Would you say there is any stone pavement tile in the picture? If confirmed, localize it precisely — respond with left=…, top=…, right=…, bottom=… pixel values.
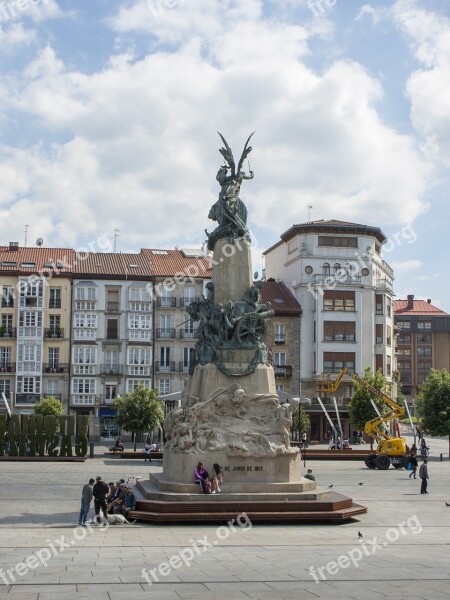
left=109, top=589, right=182, bottom=600
left=38, top=593, right=110, bottom=600
left=0, top=594, right=39, bottom=600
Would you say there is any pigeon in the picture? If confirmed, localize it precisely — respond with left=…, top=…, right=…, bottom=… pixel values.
left=358, top=483, right=364, bottom=485
left=328, top=484, right=333, bottom=488
left=446, top=502, right=450, bottom=507
left=358, top=531, right=363, bottom=539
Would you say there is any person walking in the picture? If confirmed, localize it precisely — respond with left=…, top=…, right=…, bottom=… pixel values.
left=78, top=478, right=95, bottom=525
left=419, top=459, right=429, bottom=494
left=409, top=453, right=418, bottom=479
left=93, top=476, right=110, bottom=524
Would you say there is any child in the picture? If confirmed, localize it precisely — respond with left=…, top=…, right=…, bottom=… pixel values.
left=211, top=463, right=223, bottom=494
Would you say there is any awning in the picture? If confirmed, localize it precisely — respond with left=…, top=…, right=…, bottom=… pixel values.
left=99, top=407, right=117, bottom=417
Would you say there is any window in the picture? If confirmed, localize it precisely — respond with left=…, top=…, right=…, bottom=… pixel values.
left=18, top=343, right=41, bottom=365
left=46, top=381, right=59, bottom=396
left=106, top=319, right=118, bottom=339
left=418, top=333, right=431, bottom=343
left=375, top=324, right=383, bottom=345
left=398, top=334, right=411, bottom=344
left=48, top=348, right=60, bottom=367
left=158, top=379, right=171, bottom=395
left=129, top=315, right=151, bottom=329
left=75, top=286, right=97, bottom=301
left=387, top=297, right=391, bottom=318
left=323, top=291, right=355, bottom=312
left=386, top=326, right=391, bottom=346
left=417, top=321, right=431, bottom=330
left=0, top=347, right=11, bottom=368
left=105, top=385, right=117, bottom=402
left=159, top=347, right=172, bottom=371
left=160, top=287, right=173, bottom=308
left=398, top=362, right=411, bottom=371
left=106, top=289, right=120, bottom=310
left=0, top=380, right=11, bottom=398
left=397, top=320, right=410, bottom=330
left=128, top=348, right=150, bottom=365
left=274, top=324, right=285, bottom=344
left=127, top=379, right=151, bottom=392
left=417, top=360, right=432, bottom=370
left=375, top=354, right=383, bottom=373
left=72, top=378, right=96, bottom=394
left=323, top=352, right=355, bottom=373
left=375, top=295, right=383, bottom=315
left=129, top=287, right=152, bottom=302
left=322, top=263, right=331, bottom=276
left=333, top=263, right=341, bottom=273
left=183, top=318, right=195, bottom=337
left=49, top=315, right=61, bottom=331
left=19, top=312, right=42, bottom=327
left=276, top=384, right=285, bottom=392
left=2, top=314, right=13, bottom=331
left=17, top=377, right=41, bottom=394
left=397, top=348, right=411, bottom=356
left=287, top=238, right=298, bottom=253
left=49, top=288, right=61, bottom=309
left=1, top=286, right=14, bottom=308
left=386, top=355, right=391, bottom=376
left=74, top=313, right=97, bottom=328
left=318, top=236, right=358, bottom=248
left=417, top=347, right=432, bottom=357
left=182, top=347, right=195, bottom=372
left=104, top=350, right=119, bottom=367
left=73, top=347, right=96, bottom=374
left=274, top=352, right=286, bottom=366
left=324, top=321, right=355, bottom=342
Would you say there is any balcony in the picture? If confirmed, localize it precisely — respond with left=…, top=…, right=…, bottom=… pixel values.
left=99, top=395, right=116, bottom=405
left=71, top=394, right=96, bottom=406
left=44, top=364, right=69, bottom=374
left=313, top=274, right=362, bottom=286
left=44, top=328, right=64, bottom=339
left=274, top=365, right=293, bottom=378
left=180, top=297, right=197, bottom=308
left=180, top=329, right=197, bottom=339
left=179, top=362, right=191, bottom=373
left=106, top=330, right=119, bottom=340
left=105, top=301, right=121, bottom=313
left=0, top=328, right=16, bottom=339
left=49, top=299, right=61, bottom=309
left=0, top=363, right=15, bottom=373
left=155, top=361, right=176, bottom=373
left=274, top=335, right=286, bottom=345
left=15, top=393, right=41, bottom=406
left=100, top=364, right=124, bottom=376
left=156, top=328, right=176, bottom=339
left=157, top=297, right=177, bottom=308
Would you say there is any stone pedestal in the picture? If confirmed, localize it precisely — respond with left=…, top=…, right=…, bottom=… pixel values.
left=212, top=237, right=252, bottom=304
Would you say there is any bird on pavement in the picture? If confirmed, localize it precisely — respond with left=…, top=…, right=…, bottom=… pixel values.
left=358, top=482, right=364, bottom=485
left=446, top=502, right=450, bottom=507
left=358, top=531, right=363, bottom=539
left=328, top=484, right=333, bottom=488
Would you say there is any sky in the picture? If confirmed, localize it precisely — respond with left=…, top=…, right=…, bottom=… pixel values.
left=0, top=0, right=449, bottom=310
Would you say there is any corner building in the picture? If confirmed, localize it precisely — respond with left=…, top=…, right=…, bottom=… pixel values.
left=264, top=220, right=395, bottom=441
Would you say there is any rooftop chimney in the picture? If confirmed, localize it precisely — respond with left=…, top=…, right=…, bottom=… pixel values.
left=427, top=299, right=431, bottom=304
left=407, top=294, right=414, bottom=309
left=8, top=242, right=19, bottom=251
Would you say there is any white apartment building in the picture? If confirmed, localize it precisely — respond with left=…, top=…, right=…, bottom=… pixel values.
left=264, top=220, right=395, bottom=405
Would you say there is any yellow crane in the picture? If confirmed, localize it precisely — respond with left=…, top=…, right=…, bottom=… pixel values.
left=317, top=368, right=408, bottom=470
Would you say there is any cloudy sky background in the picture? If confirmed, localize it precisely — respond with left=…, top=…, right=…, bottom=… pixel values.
left=0, top=0, right=449, bottom=309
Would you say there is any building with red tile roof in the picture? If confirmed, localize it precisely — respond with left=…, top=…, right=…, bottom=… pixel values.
left=394, top=295, right=450, bottom=398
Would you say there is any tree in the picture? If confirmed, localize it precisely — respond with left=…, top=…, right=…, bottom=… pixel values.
left=292, top=404, right=310, bottom=440
left=113, top=386, right=164, bottom=451
left=348, top=368, right=388, bottom=445
left=417, top=369, right=450, bottom=457
left=33, top=397, right=64, bottom=417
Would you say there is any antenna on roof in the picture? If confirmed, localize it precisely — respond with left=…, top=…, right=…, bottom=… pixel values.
left=24, top=225, right=29, bottom=247
left=36, top=238, right=44, bottom=247
left=307, top=205, right=313, bottom=222
left=114, top=228, right=120, bottom=253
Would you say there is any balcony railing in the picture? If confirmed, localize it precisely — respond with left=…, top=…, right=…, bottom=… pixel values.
left=274, top=335, right=285, bottom=345
left=100, top=364, right=124, bottom=376
left=0, top=363, right=15, bottom=373
left=44, top=328, right=64, bottom=339
left=156, top=328, right=176, bottom=339
left=44, top=364, right=69, bottom=374
left=49, top=299, right=61, bottom=309
left=179, top=362, right=191, bottom=373
left=0, top=328, right=16, bottom=339
left=179, top=297, right=197, bottom=308
left=313, top=274, right=362, bottom=285
left=274, top=365, right=293, bottom=378
left=157, top=297, right=177, bottom=308
left=155, top=361, right=176, bottom=373
left=180, top=329, right=197, bottom=339
left=105, top=301, right=120, bottom=312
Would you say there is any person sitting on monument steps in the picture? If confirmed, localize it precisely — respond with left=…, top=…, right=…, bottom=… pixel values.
left=211, top=463, right=223, bottom=494
left=194, top=462, right=210, bottom=493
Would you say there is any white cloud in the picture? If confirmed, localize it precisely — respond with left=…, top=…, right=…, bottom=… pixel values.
left=0, top=0, right=431, bottom=251
left=0, top=22, right=36, bottom=54
left=391, top=259, right=422, bottom=273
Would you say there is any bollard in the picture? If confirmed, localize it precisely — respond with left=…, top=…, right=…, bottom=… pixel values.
left=89, top=442, right=95, bottom=459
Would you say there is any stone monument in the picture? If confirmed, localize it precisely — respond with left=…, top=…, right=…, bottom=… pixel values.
left=137, top=134, right=366, bottom=521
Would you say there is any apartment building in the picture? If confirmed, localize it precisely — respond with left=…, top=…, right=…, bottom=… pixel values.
left=261, top=279, right=301, bottom=394
left=0, top=243, right=73, bottom=415
left=70, top=252, right=153, bottom=440
left=394, top=295, right=450, bottom=399
left=143, top=249, right=212, bottom=398
left=264, top=220, right=395, bottom=441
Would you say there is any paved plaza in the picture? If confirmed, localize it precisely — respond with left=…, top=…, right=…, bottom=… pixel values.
left=0, top=436, right=449, bottom=600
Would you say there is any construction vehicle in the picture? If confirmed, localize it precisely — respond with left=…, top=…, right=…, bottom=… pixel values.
left=316, top=368, right=409, bottom=470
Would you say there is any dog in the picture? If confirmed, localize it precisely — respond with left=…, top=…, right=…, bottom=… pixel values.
left=94, top=513, right=136, bottom=526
